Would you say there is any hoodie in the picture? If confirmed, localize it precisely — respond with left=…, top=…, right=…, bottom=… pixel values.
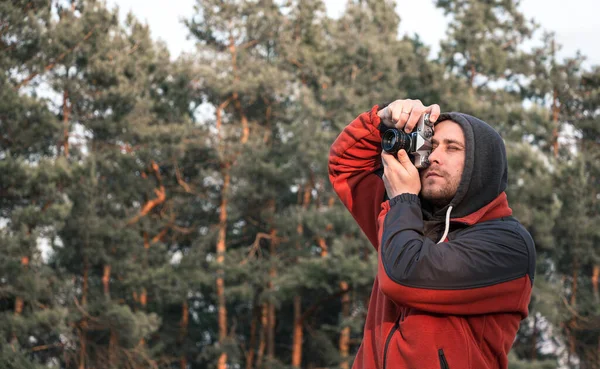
left=328, top=105, right=536, bottom=369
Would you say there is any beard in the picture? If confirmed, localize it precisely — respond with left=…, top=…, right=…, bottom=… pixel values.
left=420, top=169, right=461, bottom=209
left=421, top=185, right=455, bottom=208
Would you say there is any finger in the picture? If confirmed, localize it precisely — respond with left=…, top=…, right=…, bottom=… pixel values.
left=382, top=151, right=405, bottom=176
left=396, top=149, right=412, bottom=166
left=426, top=104, right=441, bottom=123
left=377, top=106, right=391, bottom=125
left=393, top=100, right=412, bottom=130
left=390, top=103, right=405, bottom=128
left=404, top=104, right=425, bottom=133
left=381, top=151, right=400, bottom=169
left=397, top=150, right=418, bottom=173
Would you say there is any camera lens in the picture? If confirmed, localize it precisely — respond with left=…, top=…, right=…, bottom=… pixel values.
left=382, top=129, right=412, bottom=154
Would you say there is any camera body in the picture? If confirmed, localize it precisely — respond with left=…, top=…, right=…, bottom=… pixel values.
left=381, top=113, right=434, bottom=169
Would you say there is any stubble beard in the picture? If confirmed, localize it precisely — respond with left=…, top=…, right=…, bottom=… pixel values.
left=420, top=176, right=460, bottom=209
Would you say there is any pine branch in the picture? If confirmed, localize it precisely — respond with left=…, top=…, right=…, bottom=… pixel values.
left=561, top=295, right=590, bottom=324
left=174, top=161, right=195, bottom=194
left=241, top=232, right=289, bottom=265
left=14, top=27, right=96, bottom=90
left=241, top=232, right=271, bottom=264
left=127, top=161, right=166, bottom=225
left=31, top=343, right=64, bottom=352
left=240, top=39, right=258, bottom=49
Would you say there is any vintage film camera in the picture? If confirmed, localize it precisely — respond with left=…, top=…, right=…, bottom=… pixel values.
left=381, top=113, right=434, bottom=169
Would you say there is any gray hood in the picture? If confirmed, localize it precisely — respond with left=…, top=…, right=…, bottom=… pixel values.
left=420, top=112, right=508, bottom=222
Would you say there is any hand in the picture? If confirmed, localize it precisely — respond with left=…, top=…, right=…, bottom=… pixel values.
left=377, top=99, right=440, bottom=133
left=381, top=150, right=421, bottom=198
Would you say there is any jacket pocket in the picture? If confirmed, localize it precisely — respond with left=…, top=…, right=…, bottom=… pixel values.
left=438, top=348, right=450, bottom=369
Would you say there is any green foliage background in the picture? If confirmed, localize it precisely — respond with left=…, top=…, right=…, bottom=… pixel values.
left=1, top=0, right=599, bottom=368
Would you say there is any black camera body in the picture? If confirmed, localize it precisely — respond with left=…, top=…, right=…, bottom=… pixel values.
left=381, top=113, right=434, bottom=169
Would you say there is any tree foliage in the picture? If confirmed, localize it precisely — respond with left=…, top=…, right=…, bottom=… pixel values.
left=1, top=0, right=599, bottom=368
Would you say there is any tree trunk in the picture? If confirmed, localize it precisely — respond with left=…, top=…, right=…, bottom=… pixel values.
left=216, top=163, right=230, bottom=369
left=246, top=304, right=259, bottom=369
left=292, top=296, right=303, bottom=368
left=267, top=228, right=278, bottom=361
left=291, top=219, right=304, bottom=368
left=233, top=92, right=249, bottom=144
left=317, top=237, right=328, bottom=257
left=180, top=300, right=189, bottom=369
left=216, top=98, right=231, bottom=135
left=256, top=303, right=268, bottom=368
left=108, top=329, right=117, bottom=366
left=291, top=183, right=311, bottom=368
left=102, top=265, right=111, bottom=300
left=14, top=256, right=29, bottom=315
left=79, top=324, right=87, bottom=369
left=267, top=301, right=276, bottom=361
left=339, top=281, right=351, bottom=369
left=592, top=265, right=599, bottom=303
left=228, top=34, right=249, bottom=144
left=141, top=232, right=149, bottom=309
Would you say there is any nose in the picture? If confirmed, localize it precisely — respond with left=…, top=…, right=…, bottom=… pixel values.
left=428, top=146, right=442, bottom=165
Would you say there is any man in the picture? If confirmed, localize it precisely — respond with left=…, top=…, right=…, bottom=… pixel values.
left=328, top=99, right=536, bottom=369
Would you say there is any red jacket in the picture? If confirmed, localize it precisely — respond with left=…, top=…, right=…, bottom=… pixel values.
left=329, top=105, right=536, bottom=369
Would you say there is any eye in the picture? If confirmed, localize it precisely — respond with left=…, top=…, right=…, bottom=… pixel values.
left=447, top=146, right=460, bottom=151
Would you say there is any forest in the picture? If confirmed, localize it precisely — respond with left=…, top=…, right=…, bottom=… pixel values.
left=1, top=0, right=599, bottom=368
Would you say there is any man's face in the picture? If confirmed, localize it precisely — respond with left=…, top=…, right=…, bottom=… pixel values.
left=419, top=120, right=465, bottom=208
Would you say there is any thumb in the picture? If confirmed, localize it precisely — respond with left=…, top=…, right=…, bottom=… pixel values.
left=397, top=150, right=418, bottom=173
left=381, top=151, right=399, bottom=168
left=396, top=149, right=412, bottom=166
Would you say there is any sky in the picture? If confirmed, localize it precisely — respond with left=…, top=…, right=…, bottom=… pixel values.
left=104, top=0, right=600, bottom=68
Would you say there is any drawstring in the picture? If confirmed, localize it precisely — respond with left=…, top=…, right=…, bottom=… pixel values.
left=437, top=206, right=453, bottom=244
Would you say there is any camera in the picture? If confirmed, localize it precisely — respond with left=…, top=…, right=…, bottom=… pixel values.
left=381, top=113, right=434, bottom=169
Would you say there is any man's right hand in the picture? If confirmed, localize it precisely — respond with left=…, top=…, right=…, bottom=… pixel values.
left=377, top=99, right=441, bottom=133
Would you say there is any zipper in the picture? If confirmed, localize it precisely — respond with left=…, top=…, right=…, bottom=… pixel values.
left=382, top=320, right=399, bottom=369
left=438, top=348, right=450, bottom=369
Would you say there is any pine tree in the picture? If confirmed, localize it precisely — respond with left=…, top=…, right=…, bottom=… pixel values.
left=0, top=1, right=71, bottom=367
left=27, top=1, right=194, bottom=367
left=436, top=0, right=536, bottom=90
left=548, top=64, right=600, bottom=369
left=4, top=0, right=600, bottom=367
left=186, top=1, right=300, bottom=367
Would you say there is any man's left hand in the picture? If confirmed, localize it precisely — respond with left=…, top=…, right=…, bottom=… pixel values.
left=381, top=150, right=421, bottom=198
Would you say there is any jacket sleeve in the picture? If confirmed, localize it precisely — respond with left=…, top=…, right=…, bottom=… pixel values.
left=377, top=194, right=535, bottom=317
left=329, top=105, right=388, bottom=249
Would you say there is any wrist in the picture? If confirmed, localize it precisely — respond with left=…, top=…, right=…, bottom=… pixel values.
left=389, top=193, right=421, bottom=208
left=389, top=188, right=419, bottom=199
